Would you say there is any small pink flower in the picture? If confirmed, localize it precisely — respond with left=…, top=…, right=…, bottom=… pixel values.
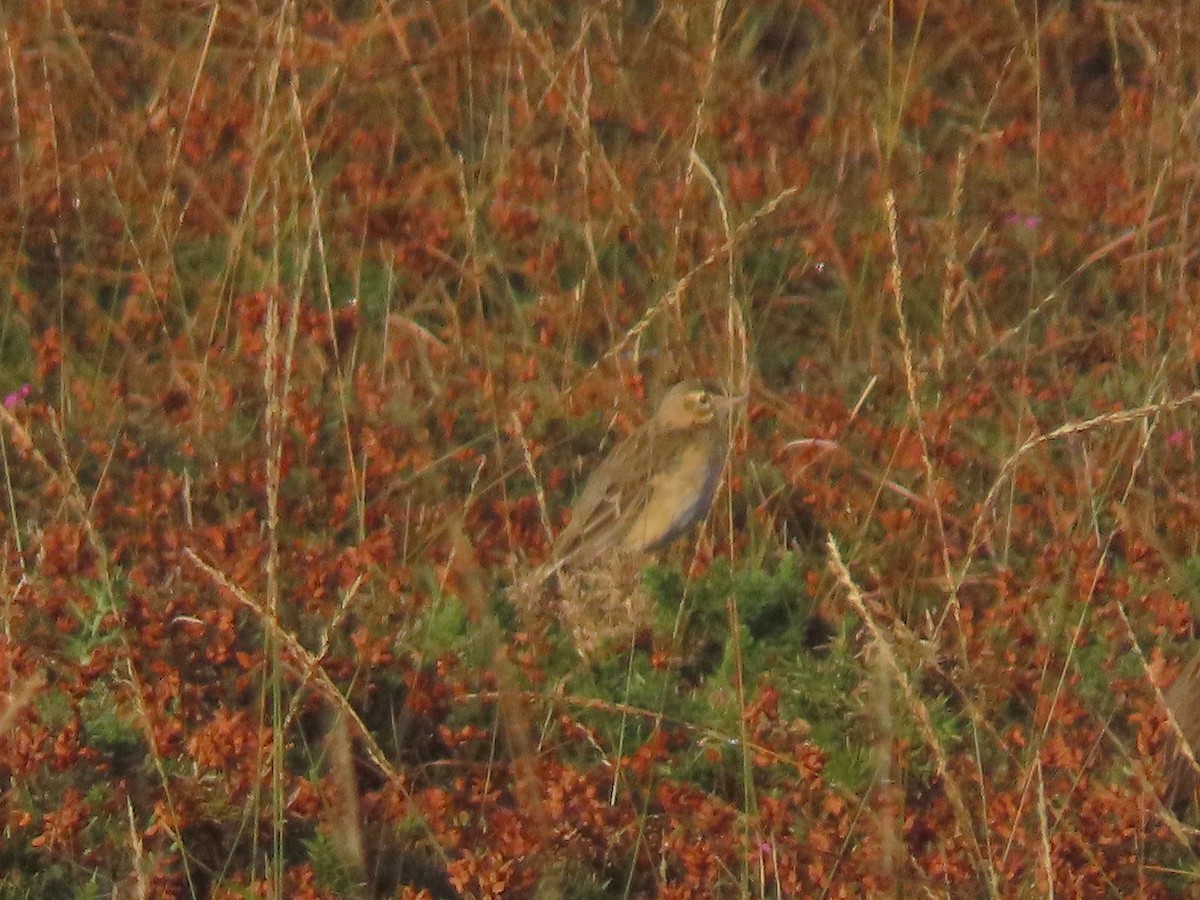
left=1004, top=213, right=1041, bottom=229
left=1168, top=429, right=1187, bottom=449
left=3, top=384, right=30, bottom=410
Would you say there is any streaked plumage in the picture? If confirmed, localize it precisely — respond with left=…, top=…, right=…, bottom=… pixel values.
left=542, top=381, right=740, bottom=578
left=1163, top=650, right=1200, bottom=810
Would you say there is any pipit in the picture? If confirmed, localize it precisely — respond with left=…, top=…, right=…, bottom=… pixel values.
left=1163, top=650, right=1200, bottom=810
left=540, top=380, right=742, bottom=581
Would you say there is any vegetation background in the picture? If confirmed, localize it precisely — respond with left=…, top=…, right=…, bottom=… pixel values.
left=3, top=0, right=1200, bottom=897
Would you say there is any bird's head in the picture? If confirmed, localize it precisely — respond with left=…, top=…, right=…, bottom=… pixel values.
left=652, top=380, right=743, bottom=431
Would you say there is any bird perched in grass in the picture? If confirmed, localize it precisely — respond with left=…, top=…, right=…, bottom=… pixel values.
left=538, top=380, right=742, bottom=581
left=1163, top=650, right=1200, bottom=810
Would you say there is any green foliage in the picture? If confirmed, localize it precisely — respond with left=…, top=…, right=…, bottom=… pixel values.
left=305, top=833, right=366, bottom=899
left=63, top=579, right=127, bottom=662
left=538, top=558, right=874, bottom=793
left=531, top=861, right=615, bottom=900
left=419, top=593, right=470, bottom=655
left=646, top=555, right=816, bottom=661
left=1073, top=630, right=1144, bottom=718
left=1180, top=555, right=1200, bottom=606
left=0, top=862, right=91, bottom=900
left=79, top=685, right=144, bottom=771
left=0, top=299, right=34, bottom=386
left=572, top=644, right=678, bottom=750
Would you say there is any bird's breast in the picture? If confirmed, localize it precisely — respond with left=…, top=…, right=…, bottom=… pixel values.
left=621, top=435, right=722, bottom=553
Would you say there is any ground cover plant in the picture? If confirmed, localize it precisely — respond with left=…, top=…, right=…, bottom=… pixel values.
left=3, top=1, right=1200, bottom=897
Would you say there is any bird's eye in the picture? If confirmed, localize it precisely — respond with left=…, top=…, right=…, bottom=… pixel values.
left=696, top=393, right=710, bottom=407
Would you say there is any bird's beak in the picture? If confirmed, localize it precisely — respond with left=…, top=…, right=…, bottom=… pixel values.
left=712, top=391, right=748, bottom=412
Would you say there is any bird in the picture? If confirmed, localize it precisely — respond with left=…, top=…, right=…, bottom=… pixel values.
left=538, top=380, right=742, bottom=581
left=1162, top=649, right=1200, bottom=810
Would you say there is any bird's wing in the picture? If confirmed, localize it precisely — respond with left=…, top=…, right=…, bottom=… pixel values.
left=549, top=427, right=655, bottom=568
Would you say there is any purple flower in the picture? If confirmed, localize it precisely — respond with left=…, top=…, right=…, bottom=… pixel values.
left=1004, top=213, right=1042, bottom=229
left=3, top=384, right=30, bottom=410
